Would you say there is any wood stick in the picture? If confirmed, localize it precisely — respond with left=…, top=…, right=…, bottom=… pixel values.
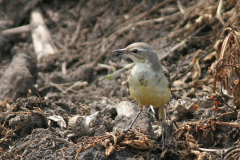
left=1, top=24, right=31, bottom=36
left=30, top=8, right=58, bottom=62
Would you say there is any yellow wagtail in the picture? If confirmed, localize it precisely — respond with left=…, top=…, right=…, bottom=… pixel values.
left=113, top=42, right=171, bottom=149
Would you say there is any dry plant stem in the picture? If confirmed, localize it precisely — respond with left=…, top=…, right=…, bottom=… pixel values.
left=48, top=82, right=67, bottom=93
left=30, top=8, right=58, bottom=62
left=1, top=24, right=31, bottom=36
left=91, top=11, right=181, bottom=68
left=74, top=148, right=81, bottom=160
left=67, top=0, right=92, bottom=48
left=78, top=39, right=102, bottom=46
left=68, top=1, right=109, bottom=47
left=219, top=28, right=240, bottom=59
left=218, top=96, right=237, bottom=113
left=80, top=10, right=181, bottom=48
left=181, top=72, right=192, bottom=82
left=102, top=2, right=142, bottom=36
left=71, top=55, right=90, bottom=69
left=67, top=17, right=81, bottom=47
left=83, top=0, right=177, bottom=67
left=225, top=148, right=240, bottom=160
left=220, top=64, right=240, bottom=71
left=114, top=0, right=174, bottom=32
left=64, top=81, right=88, bottom=93
left=111, top=11, right=180, bottom=40
left=133, top=11, right=181, bottom=26
left=39, top=82, right=82, bottom=95
left=94, top=147, right=100, bottom=159
left=109, top=80, right=122, bottom=97
left=216, top=0, right=225, bottom=26
left=177, top=0, right=185, bottom=16
left=189, top=50, right=202, bottom=68
left=0, top=20, right=13, bottom=26
left=98, top=63, right=134, bottom=81
left=213, top=28, right=240, bottom=107
left=199, top=146, right=238, bottom=156
left=74, top=2, right=181, bottom=68
left=95, top=11, right=181, bottom=65
left=61, top=86, right=82, bottom=94
left=96, top=63, right=116, bottom=72
left=215, top=121, right=240, bottom=128
left=62, top=61, right=67, bottom=75
left=169, top=115, right=181, bottom=129
left=225, top=1, right=240, bottom=27
left=159, top=23, right=208, bottom=60
left=172, top=0, right=206, bottom=31
left=92, top=39, right=116, bottom=66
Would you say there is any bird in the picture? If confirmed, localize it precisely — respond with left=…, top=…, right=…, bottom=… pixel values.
left=112, top=42, right=171, bottom=149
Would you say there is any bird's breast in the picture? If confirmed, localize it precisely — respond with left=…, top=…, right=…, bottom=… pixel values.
left=128, top=64, right=171, bottom=106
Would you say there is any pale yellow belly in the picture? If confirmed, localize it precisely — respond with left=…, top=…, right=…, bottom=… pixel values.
left=128, top=80, right=171, bottom=107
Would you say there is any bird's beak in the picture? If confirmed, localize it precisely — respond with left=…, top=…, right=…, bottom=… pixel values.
left=112, top=48, right=126, bottom=53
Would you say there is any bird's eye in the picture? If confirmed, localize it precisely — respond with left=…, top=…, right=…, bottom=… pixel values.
left=133, top=49, right=138, bottom=53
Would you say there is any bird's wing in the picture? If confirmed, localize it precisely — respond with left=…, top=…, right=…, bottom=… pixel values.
left=126, top=81, right=129, bottom=89
left=161, top=65, right=172, bottom=89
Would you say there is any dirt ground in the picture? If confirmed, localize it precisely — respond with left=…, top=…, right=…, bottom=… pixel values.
left=0, top=0, right=240, bottom=159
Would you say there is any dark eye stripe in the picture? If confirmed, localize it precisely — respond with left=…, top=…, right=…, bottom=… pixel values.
left=133, top=49, right=138, bottom=53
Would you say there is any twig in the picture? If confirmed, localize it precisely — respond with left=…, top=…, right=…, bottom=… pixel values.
left=92, top=38, right=116, bottom=66
left=2, top=24, right=32, bottom=36
left=109, top=80, right=122, bottom=97
left=96, top=63, right=116, bottom=73
left=64, top=81, right=88, bottom=93
left=214, top=121, right=240, bottom=128
left=39, top=81, right=87, bottom=94
left=62, top=61, right=67, bottom=75
left=67, top=1, right=109, bottom=48
left=218, top=95, right=238, bottom=113
left=199, top=146, right=238, bottom=156
left=67, top=17, right=82, bottom=47
left=114, top=0, right=174, bottom=32
left=98, top=63, right=134, bottom=81
left=92, top=11, right=181, bottom=67
left=30, top=8, right=58, bottom=62
left=216, top=0, right=225, bottom=26
left=177, top=0, right=185, bottom=16
left=75, top=2, right=181, bottom=68
left=159, top=23, right=208, bottom=60
left=91, top=10, right=181, bottom=67
left=132, top=11, right=181, bottom=26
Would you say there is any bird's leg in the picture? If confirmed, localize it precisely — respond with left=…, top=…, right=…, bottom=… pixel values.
left=160, top=118, right=165, bottom=150
left=152, top=106, right=165, bottom=150
left=125, top=104, right=143, bottom=132
left=158, top=107, right=166, bottom=151
left=126, top=110, right=142, bottom=132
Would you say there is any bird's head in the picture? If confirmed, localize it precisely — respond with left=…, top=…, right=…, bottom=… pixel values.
left=112, top=42, right=159, bottom=64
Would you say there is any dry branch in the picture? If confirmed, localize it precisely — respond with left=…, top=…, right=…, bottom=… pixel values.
left=30, top=8, right=58, bottom=63
left=213, top=28, right=240, bottom=108
left=1, top=24, right=31, bottom=36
